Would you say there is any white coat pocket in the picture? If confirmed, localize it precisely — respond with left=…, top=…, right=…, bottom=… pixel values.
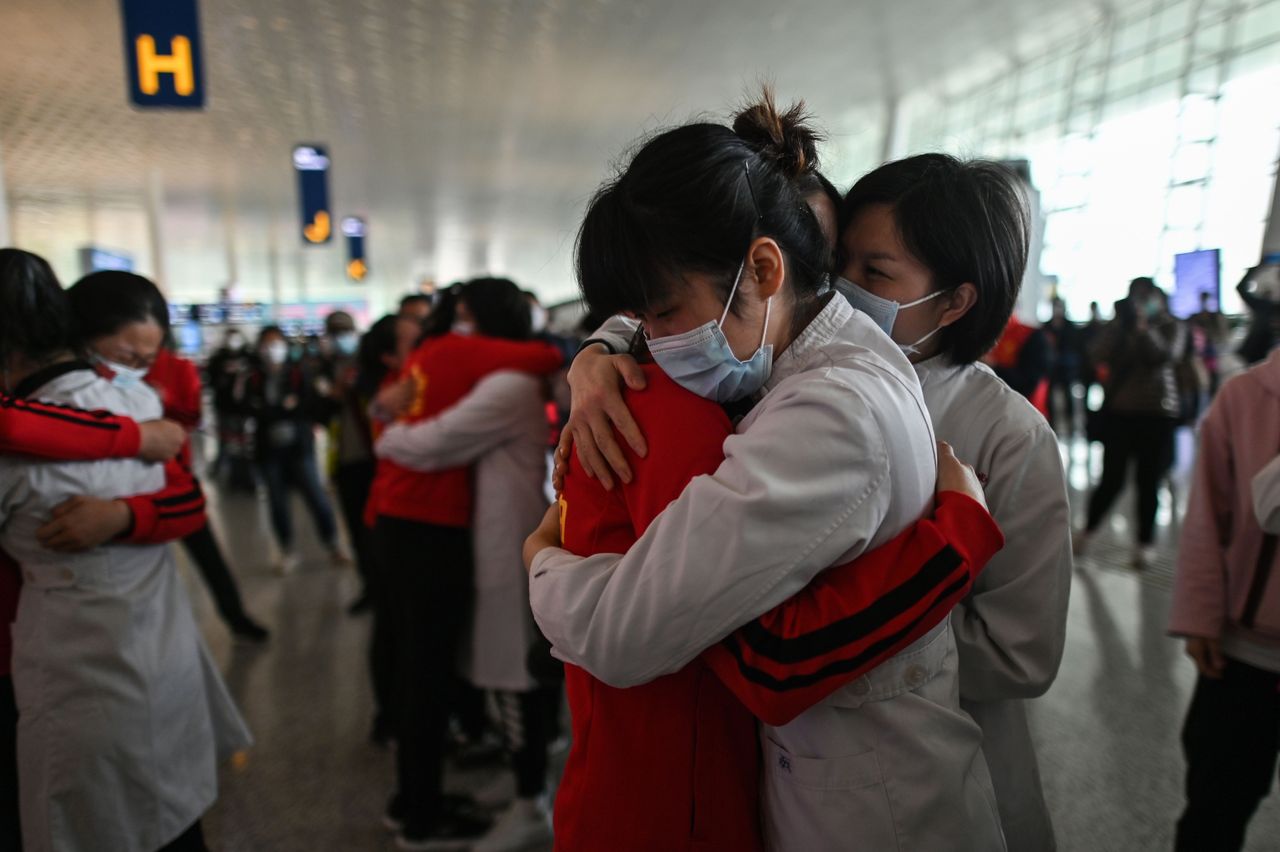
left=761, top=736, right=898, bottom=852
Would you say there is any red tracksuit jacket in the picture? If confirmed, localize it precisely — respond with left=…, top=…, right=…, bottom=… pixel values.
left=370, top=333, right=561, bottom=528
left=554, top=365, right=1002, bottom=852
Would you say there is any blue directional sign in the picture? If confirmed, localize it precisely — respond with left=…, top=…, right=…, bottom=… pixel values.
left=343, top=217, right=368, bottom=281
left=120, top=0, right=205, bottom=108
left=294, top=145, right=333, bottom=245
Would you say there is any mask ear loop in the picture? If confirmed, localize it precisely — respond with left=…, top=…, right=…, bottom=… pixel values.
left=898, top=288, right=950, bottom=310
left=718, top=257, right=749, bottom=327
left=721, top=158, right=770, bottom=337
left=759, top=296, right=773, bottom=348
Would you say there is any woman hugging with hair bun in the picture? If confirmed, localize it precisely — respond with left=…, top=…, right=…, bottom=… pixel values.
left=525, top=89, right=1008, bottom=851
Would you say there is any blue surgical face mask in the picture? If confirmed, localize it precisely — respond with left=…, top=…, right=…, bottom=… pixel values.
left=647, top=258, right=773, bottom=403
left=335, top=332, right=359, bottom=355
left=833, top=276, right=948, bottom=357
left=94, top=355, right=149, bottom=388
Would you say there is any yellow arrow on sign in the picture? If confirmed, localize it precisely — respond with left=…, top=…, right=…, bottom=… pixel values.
left=304, top=210, right=331, bottom=243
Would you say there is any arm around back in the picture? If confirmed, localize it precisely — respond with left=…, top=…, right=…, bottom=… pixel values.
left=705, top=490, right=1003, bottom=725
left=0, top=393, right=141, bottom=459
left=530, top=373, right=895, bottom=688
left=376, top=372, right=542, bottom=472
left=951, top=421, right=1071, bottom=702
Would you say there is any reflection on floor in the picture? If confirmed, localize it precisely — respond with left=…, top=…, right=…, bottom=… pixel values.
left=184, top=431, right=1279, bottom=852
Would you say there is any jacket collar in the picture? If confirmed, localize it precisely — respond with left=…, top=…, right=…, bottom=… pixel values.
left=763, top=292, right=847, bottom=393
left=13, top=359, right=95, bottom=399
left=913, top=353, right=966, bottom=389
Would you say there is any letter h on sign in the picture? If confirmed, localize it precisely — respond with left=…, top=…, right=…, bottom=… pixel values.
left=120, top=0, right=205, bottom=108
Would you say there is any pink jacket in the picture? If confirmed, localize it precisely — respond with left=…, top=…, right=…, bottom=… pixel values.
left=1171, top=349, right=1280, bottom=642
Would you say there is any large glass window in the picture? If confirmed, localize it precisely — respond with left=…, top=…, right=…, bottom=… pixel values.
left=898, top=0, right=1280, bottom=318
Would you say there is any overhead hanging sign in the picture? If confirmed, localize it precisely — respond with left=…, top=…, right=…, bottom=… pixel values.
left=293, top=145, right=332, bottom=245
left=120, top=0, right=206, bottom=108
left=78, top=246, right=135, bottom=275
left=343, top=217, right=367, bottom=281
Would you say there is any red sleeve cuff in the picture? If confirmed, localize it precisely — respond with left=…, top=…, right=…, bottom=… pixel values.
left=113, top=417, right=142, bottom=458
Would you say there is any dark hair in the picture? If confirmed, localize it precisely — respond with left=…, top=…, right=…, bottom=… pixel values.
left=797, top=169, right=841, bottom=269
left=399, top=293, right=431, bottom=313
left=840, top=153, right=1030, bottom=364
left=799, top=170, right=841, bottom=214
left=575, top=89, right=830, bottom=323
left=420, top=284, right=461, bottom=338
left=1129, top=276, right=1155, bottom=299
left=461, top=277, right=533, bottom=340
left=356, top=314, right=399, bottom=395
left=67, top=271, right=170, bottom=346
left=421, top=278, right=532, bottom=341
left=325, top=310, right=355, bottom=335
left=257, top=325, right=286, bottom=346
left=0, top=248, right=72, bottom=367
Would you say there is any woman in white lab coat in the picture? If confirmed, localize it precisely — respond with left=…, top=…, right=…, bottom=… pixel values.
left=832, top=154, right=1073, bottom=851
left=524, top=94, right=1005, bottom=851
left=0, top=250, right=250, bottom=852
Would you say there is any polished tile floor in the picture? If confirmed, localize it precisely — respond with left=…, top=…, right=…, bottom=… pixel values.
left=182, top=432, right=1280, bottom=851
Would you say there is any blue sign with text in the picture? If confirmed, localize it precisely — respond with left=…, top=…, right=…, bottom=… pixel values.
left=294, top=145, right=333, bottom=245
left=120, top=0, right=205, bottom=108
left=343, top=217, right=367, bottom=281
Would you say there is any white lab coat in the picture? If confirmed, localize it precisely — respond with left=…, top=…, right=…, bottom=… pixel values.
left=917, top=355, right=1072, bottom=852
left=0, top=367, right=251, bottom=852
left=377, top=372, right=549, bottom=692
left=530, top=296, right=1005, bottom=851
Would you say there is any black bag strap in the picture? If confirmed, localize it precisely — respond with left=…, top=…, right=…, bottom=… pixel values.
left=1242, top=534, right=1278, bottom=629
left=1242, top=435, right=1280, bottom=629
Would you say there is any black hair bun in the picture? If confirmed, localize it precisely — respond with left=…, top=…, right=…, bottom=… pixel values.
left=732, top=87, right=824, bottom=180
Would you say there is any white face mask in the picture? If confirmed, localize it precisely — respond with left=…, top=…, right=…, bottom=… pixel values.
left=452, top=321, right=476, bottom=337
left=834, top=276, right=949, bottom=357
left=264, top=341, right=289, bottom=365
left=530, top=305, right=549, bottom=334
left=94, top=355, right=149, bottom=388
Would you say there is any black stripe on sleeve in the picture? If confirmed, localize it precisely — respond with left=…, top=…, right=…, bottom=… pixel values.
left=0, top=396, right=123, bottom=432
left=723, top=573, right=971, bottom=693
left=156, top=506, right=205, bottom=521
left=735, top=546, right=963, bottom=665
left=152, top=486, right=204, bottom=507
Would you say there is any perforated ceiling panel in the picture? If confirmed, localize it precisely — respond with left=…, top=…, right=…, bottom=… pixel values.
left=0, top=0, right=1098, bottom=308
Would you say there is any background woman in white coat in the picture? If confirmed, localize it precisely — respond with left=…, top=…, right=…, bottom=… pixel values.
left=833, top=154, right=1073, bottom=851
left=376, top=277, right=557, bottom=852
left=526, top=92, right=1005, bottom=851
left=0, top=248, right=251, bottom=852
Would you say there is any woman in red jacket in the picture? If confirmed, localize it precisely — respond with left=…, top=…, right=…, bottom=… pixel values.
left=532, top=359, right=998, bottom=851
left=66, top=271, right=270, bottom=642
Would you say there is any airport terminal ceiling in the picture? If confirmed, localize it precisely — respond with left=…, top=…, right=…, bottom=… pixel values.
left=0, top=0, right=1206, bottom=308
